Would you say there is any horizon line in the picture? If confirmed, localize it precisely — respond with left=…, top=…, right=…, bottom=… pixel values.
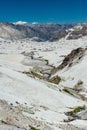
left=0, top=20, right=87, bottom=25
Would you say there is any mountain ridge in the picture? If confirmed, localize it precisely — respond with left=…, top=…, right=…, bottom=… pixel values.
left=0, top=21, right=74, bottom=41
left=1, top=21, right=87, bottom=42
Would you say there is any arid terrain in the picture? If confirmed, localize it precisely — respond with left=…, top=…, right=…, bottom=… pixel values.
left=0, top=22, right=87, bottom=130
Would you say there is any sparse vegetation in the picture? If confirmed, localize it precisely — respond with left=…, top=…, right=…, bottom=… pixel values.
left=77, top=80, right=83, bottom=86
left=66, top=105, right=86, bottom=117
left=40, top=105, right=48, bottom=110
left=30, top=126, right=39, bottom=130
left=63, top=88, right=71, bottom=94
left=48, top=76, right=61, bottom=84
left=63, top=88, right=74, bottom=96
left=1, top=120, right=8, bottom=124
left=23, top=71, right=44, bottom=79
left=21, top=107, right=35, bottom=115
left=44, top=59, right=49, bottom=65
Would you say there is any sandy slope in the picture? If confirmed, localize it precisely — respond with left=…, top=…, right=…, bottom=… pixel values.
left=0, top=37, right=87, bottom=129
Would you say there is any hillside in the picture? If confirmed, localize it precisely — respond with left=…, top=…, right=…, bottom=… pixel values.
left=0, top=22, right=87, bottom=129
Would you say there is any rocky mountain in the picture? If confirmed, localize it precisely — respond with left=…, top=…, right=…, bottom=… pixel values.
left=0, top=22, right=25, bottom=40
left=1, top=22, right=87, bottom=42
left=67, top=24, right=87, bottom=40
left=0, top=22, right=73, bottom=41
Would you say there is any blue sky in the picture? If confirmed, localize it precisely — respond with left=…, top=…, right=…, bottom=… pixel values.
left=0, top=0, right=87, bottom=23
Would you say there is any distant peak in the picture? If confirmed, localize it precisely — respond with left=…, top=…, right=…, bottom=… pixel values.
left=32, top=22, right=39, bottom=25
left=13, top=21, right=28, bottom=25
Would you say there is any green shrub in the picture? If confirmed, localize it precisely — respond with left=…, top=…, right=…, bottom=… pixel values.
left=67, top=105, right=86, bottom=116
left=30, top=126, right=39, bottom=130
